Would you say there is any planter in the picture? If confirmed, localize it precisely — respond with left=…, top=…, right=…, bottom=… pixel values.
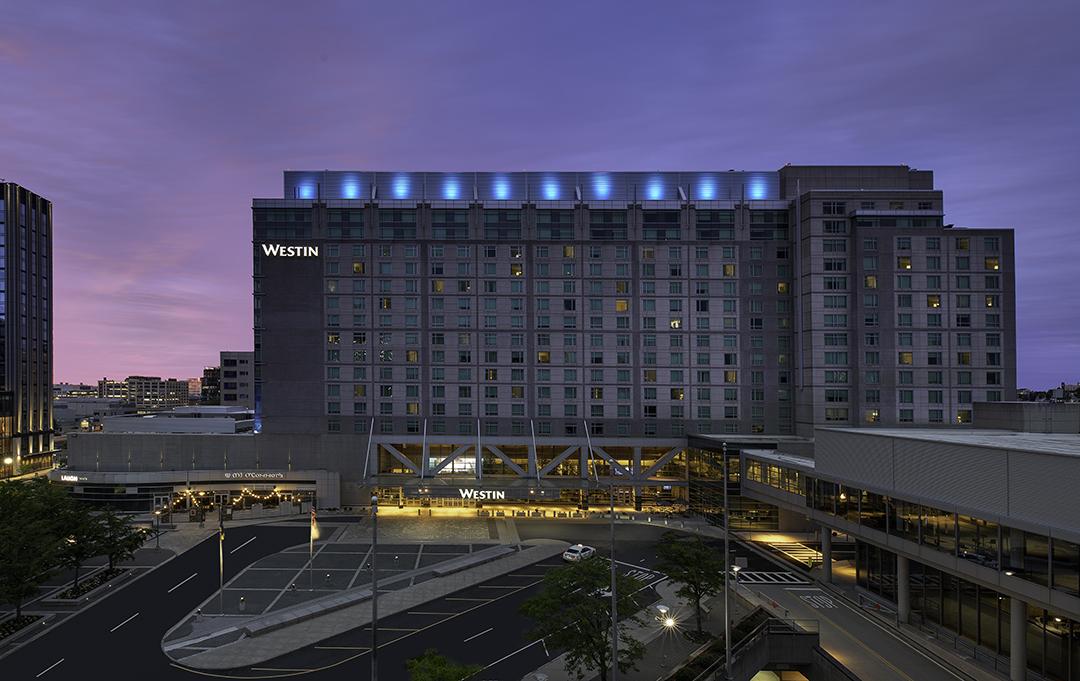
left=0, top=614, right=46, bottom=641
left=43, top=568, right=132, bottom=605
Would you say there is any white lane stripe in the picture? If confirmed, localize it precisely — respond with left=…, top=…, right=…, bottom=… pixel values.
left=36, top=659, right=64, bottom=677
left=463, top=627, right=493, bottom=643
left=110, top=612, right=139, bottom=632
left=229, top=536, right=256, bottom=554
left=167, top=573, right=198, bottom=593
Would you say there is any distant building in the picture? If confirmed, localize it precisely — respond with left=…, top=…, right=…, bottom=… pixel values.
left=52, top=397, right=129, bottom=433
left=54, top=382, right=97, bottom=398
left=201, top=366, right=221, bottom=404
left=96, top=375, right=190, bottom=412
left=0, top=182, right=55, bottom=477
left=187, top=377, right=202, bottom=399
left=219, top=351, right=255, bottom=410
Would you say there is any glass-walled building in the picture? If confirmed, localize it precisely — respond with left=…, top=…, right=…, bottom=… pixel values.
left=741, top=426, right=1080, bottom=681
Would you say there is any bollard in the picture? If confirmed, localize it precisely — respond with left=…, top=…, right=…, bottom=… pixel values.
left=239, top=596, right=246, bottom=613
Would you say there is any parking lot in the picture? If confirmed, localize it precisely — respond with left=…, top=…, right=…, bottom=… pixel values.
left=214, top=549, right=666, bottom=680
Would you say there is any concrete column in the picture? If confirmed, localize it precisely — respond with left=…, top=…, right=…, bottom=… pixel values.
left=820, top=525, right=832, bottom=583
left=1010, top=597, right=1027, bottom=681
left=896, top=555, right=910, bottom=624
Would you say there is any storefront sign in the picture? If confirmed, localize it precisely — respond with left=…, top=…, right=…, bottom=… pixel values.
left=60, top=474, right=87, bottom=482
left=224, top=472, right=287, bottom=480
left=260, top=244, right=319, bottom=257
left=458, top=488, right=506, bottom=501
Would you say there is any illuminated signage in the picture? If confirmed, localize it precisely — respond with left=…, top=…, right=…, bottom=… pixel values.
left=458, top=488, right=506, bottom=501
left=60, top=474, right=87, bottom=482
left=260, top=244, right=319, bottom=257
left=223, top=472, right=287, bottom=480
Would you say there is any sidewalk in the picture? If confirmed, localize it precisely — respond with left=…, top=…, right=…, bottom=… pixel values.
left=522, top=578, right=755, bottom=681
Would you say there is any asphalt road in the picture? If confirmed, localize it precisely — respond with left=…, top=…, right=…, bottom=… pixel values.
left=1, top=524, right=309, bottom=681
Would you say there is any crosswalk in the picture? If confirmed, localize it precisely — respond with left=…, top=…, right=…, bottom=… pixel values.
left=769, top=542, right=822, bottom=568
left=733, top=571, right=808, bottom=585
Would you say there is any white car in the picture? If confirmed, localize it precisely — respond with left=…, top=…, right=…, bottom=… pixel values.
left=563, top=544, right=597, bottom=562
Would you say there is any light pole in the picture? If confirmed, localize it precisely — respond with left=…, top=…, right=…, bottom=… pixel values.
left=2, top=456, right=13, bottom=478
left=609, top=482, right=618, bottom=681
left=722, top=441, right=732, bottom=680
left=370, top=494, right=379, bottom=681
left=153, top=509, right=161, bottom=550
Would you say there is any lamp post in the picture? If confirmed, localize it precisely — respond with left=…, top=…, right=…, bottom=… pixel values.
left=2, top=456, right=12, bottom=478
left=370, top=494, right=379, bottom=681
left=153, top=510, right=161, bottom=550
left=609, top=482, right=618, bottom=681
left=722, top=441, right=732, bottom=680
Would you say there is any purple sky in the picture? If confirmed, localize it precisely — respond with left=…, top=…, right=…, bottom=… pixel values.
left=2, top=1, right=1078, bottom=388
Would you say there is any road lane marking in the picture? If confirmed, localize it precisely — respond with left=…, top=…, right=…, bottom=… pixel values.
left=167, top=573, right=198, bottom=593
left=230, top=537, right=256, bottom=554
left=36, top=659, right=64, bottom=677
left=478, top=584, right=527, bottom=589
left=361, top=626, right=418, bottom=631
left=314, top=646, right=369, bottom=650
left=445, top=596, right=492, bottom=602
left=479, top=640, right=544, bottom=672
left=110, top=612, right=139, bottom=632
left=406, top=611, right=458, bottom=616
left=463, top=626, right=493, bottom=643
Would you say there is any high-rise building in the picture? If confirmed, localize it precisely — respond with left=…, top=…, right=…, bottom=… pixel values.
left=253, top=167, right=1015, bottom=442
left=219, top=350, right=254, bottom=410
left=201, top=365, right=221, bottom=404
left=0, top=181, right=54, bottom=476
left=186, top=377, right=202, bottom=399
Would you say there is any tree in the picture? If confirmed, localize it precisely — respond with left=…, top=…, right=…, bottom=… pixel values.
left=521, top=555, right=645, bottom=681
left=100, top=507, right=147, bottom=571
left=0, top=480, right=64, bottom=617
left=56, top=496, right=106, bottom=591
left=406, top=649, right=481, bottom=681
left=655, top=531, right=726, bottom=634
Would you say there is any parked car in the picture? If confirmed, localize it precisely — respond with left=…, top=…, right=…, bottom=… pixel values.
left=563, top=544, right=597, bottom=562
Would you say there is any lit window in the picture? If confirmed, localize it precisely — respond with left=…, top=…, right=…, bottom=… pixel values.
left=724, top=370, right=737, bottom=384
left=898, top=352, right=913, bottom=365
left=723, top=264, right=736, bottom=277
left=670, top=388, right=684, bottom=400
left=670, top=318, right=682, bottom=329
left=896, top=256, right=912, bottom=270
left=777, top=282, right=789, bottom=294
left=406, top=350, right=418, bottom=363
left=614, top=299, right=629, bottom=312
left=864, top=275, right=878, bottom=289
left=563, top=245, right=575, bottom=258
left=510, top=263, right=523, bottom=276
left=536, top=351, right=550, bottom=364
left=927, top=294, right=941, bottom=308
left=866, top=409, right=879, bottom=424
left=431, top=280, right=444, bottom=293
left=984, top=257, right=999, bottom=271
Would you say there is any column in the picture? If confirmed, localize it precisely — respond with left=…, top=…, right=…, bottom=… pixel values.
left=1010, top=597, right=1027, bottom=681
left=897, top=555, right=910, bottom=624
left=820, top=524, right=832, bottom=583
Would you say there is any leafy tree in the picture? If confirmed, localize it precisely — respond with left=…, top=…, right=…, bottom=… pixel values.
left=100, top=507, right=147, bottom=570
left=406, top=649, right=481, bottom=681
left=655, top=531, right=726, bottom=634
left=56, top=494, right=106, bottom=590
left=521, top=555, right=645, bottom=681
left=0, top=480, right=64, bottom=617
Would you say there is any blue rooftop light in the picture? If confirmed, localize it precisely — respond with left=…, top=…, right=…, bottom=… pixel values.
left=442, top=177, right=460, bottom=200
left=298, top=182, right=315, bottom=200
left=493, top=176, right=510, bottom=200
left=696, top=178, right=716, bottom=201
left=747, top=177, right=767, bottom=200
left=646, top=176, right=664, bottom=201
left=392, top=174, right=411, bottom=200
left=342, top=175, right=360, bottom=199
left=591, top=173, right=611, bottom=200
left=541, top=177, right=560, bottom=200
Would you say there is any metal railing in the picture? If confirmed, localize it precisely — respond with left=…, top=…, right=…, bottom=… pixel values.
left=689, top=617, right=819, bottom=681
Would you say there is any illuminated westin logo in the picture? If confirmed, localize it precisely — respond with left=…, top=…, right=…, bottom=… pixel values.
left=261, top=244, right=319, bottom=257
left=458, top=488, right=506, bottom=501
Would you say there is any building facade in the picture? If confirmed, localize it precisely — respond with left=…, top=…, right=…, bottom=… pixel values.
left=219, top=350, right=254, bottom=410
left=96, top=375, right=190, bottom=412
left=739, top=424, right=1080, bottom=681
left=0, top=182, right=54, bottom=477
left=245, top=167, right=1015, bottom=499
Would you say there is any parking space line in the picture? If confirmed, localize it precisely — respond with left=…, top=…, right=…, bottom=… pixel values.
left=406, top=611, right=458, bottom=616
left=463, top=626, right=493, bottom=643
left=251, top=666, right=316, bottom=671
left=362, top=626, right=418, bottom=631
left=509, top=573, right=547, bottom=577
left=478, top=584, right=528, bottom=589
left=314, top=646, right=370, bottom=650
left=445, top=596, right=492, bottom=602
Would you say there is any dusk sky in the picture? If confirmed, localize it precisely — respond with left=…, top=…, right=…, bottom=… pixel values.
left=2, top=1, right=1077, bottom=388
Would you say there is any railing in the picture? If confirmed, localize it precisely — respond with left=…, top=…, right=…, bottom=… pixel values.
left=689, top=618, right=819, bottom=681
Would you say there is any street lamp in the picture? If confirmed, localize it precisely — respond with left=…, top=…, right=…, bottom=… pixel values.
left=153, top=510, right=161, bottom=550
left=370, top=494, right=379, bottom=681
left=722, top=441, right=732, bottom=681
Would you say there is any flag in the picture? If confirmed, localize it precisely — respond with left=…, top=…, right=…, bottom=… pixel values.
left=219, top=518, right=225, bottom=543
left=310, top=508, right=320, bottom=543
